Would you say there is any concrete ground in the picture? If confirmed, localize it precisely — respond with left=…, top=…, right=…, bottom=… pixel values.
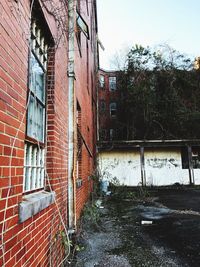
left=71, top=187, right=200, bottom=267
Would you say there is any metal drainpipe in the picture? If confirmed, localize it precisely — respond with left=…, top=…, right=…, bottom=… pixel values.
left=67, top=0, right=76, bottom=232
left=140, top=147, right=146, bottom=186
left=188, top=146, right=194, bottom=185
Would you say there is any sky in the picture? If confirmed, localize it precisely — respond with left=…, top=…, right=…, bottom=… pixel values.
left=97, top=0, right=200, bottom=70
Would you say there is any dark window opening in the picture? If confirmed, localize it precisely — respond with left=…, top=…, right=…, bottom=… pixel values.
left=192, top=148, right=200, bottom=169
left=110, top=102, right=117, bottom=117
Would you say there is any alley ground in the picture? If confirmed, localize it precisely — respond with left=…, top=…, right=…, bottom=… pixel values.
left=71, top=186, right=200, bottom=267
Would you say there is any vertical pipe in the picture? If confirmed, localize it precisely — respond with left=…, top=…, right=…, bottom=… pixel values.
left=68, top=0, right=76, bottom=231
left=140, top=147, right=146, bottom=186
left=188, top=146, right=194, bottom=185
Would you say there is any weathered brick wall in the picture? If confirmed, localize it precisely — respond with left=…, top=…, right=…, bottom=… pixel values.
left=0, top=0, right=98, bottom=265
left=0, top=1, right=29, bottom=266
left=98, top=69, right=119, bottom=140
left=0, top=0, right=69, bottom=266
left=74, top=0, right=98, bottom=219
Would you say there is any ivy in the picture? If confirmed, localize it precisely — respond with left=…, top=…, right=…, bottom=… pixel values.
left=117, top=44, right=200, bottom=140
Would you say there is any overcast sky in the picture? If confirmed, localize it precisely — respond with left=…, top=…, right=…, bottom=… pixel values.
left=97, top=0, right=200, bottom=70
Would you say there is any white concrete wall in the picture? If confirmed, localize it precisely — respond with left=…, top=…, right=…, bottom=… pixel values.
left=98, top=151, right=141, bottom=186
left=193, top=169, right=200, bottom=184
left=144, top=149, right=189, bottom=186
left=98, top=148, right=200, bottom=186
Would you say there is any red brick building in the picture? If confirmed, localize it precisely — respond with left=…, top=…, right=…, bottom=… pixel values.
left=98, top=69, right=121, bottom=141
left=0, top=0, right=98, bottom=266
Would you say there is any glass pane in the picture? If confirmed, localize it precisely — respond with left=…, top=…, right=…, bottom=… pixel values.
left=36, top=103, right=44, bottom=142
left=100, top=75, right=105, bottom=87
left=27, top=95, right=44, bottom=142
left=27, top=95, right=35, bottom=139
left=30, top=53, right=45, bottom=103
left=109, top=77, right=116, bottom=90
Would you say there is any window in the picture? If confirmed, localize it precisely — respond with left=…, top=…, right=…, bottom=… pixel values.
left=100, top=100, right=106, bottom=112
left=99, top=75, right=105, bottom=88
left=24, top=18, right=49, bottom=192
left=109, top=76, right=116, bottom=91
left=181, top=147, right=200, bottom=169
left=76, top=11, right=89, bottom=55
left=110, top=129, right=114, bottom=140
left=99, top=129, right=107, bottom=141
left=24, top=143, right=45, bottom=191
left=27, top=53, right=46, bottom=142
left=191, top=148, right=200, bottom=169
left=110, top=102, right=117, bottom=117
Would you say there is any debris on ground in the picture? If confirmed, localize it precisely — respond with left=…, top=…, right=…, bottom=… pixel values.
left=71, top=187, right=200, bottom=267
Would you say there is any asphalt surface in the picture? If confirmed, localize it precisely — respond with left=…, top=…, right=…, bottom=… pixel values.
left=71, top=187, right=200, bottom=267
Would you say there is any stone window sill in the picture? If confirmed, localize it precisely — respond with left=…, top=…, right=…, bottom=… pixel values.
left=19, top=191, right=55, bottom=223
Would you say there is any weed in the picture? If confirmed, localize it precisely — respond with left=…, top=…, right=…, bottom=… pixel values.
left=83, top=203, right=100, bottom=226
left=60, top=230, right=72, bottom=254
left=137, top=185, right=150, bottom=199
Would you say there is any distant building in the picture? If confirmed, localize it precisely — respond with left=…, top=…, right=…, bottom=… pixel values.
left=97, top=70, right=200, bottom=187
left=98, top=69, right=122, bottom=141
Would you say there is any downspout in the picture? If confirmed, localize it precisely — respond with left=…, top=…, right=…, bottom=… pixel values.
left=67, top=0, right=76, bottom=232
left=188, top=146, right=194, bottom=185
left=140, top=147, right=146, bottom=186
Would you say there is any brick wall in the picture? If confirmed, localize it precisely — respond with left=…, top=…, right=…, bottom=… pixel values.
left=74, top=0, right=98, bottom=219
left=98, top=69, right=119, bottom=141
left=0, top=0, right=98, bottom=266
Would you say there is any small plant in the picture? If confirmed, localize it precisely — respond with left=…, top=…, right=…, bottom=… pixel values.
left=60, top=230, right=72, bottom=254
left=137, top=184, right=150, bottom=199
left=126, top=191, right=137, bottom=199
left=83, top=203, right=100, bottom=226
left=89, top=172, right=101, bottom=198
left=75, top=244, right=85, bottom=252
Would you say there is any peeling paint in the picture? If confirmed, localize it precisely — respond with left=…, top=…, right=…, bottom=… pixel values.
left=98, top=149, right=200, bottom=187
left=147, top=158, right=180, bottom=169
left=98, top=151, right=141, bottom=186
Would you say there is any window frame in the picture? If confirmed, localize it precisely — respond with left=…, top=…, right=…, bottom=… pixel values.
left=110, top=102, right=117, bottom=117
left=76, top=10, right=90, bottom=57
left=109, top=76, right=117, bottom=91
left=99, top=129, right=107, bottom=141
left=24, top=17, right=49, bottom=193
left=99, top=75, right=105, bottom=88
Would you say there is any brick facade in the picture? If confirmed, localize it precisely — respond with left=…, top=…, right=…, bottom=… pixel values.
left=98, top=69, right=120, bottom=141
left=0, top=0, right=98, bottom=266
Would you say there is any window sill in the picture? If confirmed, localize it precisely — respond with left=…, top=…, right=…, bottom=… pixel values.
left=19, top=191, right=55, bottom=223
